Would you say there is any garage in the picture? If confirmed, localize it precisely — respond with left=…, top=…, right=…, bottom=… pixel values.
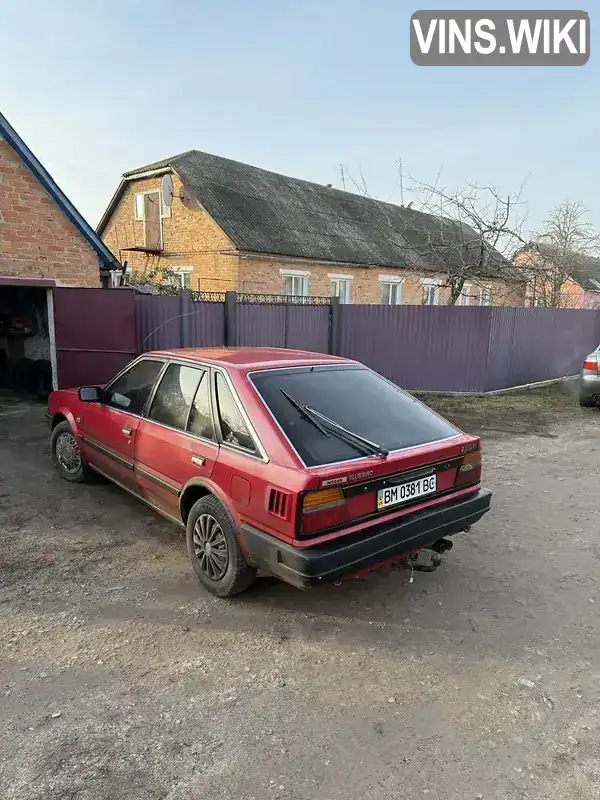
left=0, top=277, right=56, bottom=402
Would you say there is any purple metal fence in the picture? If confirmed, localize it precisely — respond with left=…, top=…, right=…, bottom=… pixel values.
left=340, top=305, right=493, bottom=392
left=237, top=303, right=330, bottom=352
left=485, top=307, right=600, bottom=391
left=136, top=294, right=181, bottom=352
left=190, top=302, right=226, bottom=347
left=134, top=292, right=600, bottom=392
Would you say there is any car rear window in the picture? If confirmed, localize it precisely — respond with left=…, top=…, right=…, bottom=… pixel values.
left=250, top=366, right=458, bottom=467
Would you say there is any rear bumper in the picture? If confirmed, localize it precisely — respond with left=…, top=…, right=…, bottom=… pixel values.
left=580, top=373, right=600, bottom=402
left=240, top=488, right=492, bottom=589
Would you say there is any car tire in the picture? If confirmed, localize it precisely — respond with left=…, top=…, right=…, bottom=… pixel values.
left=579, top=395, right=596, bottom=408
left=186, top=495, right=256, bottom=598
left=51, top=420, right=94, bottom=483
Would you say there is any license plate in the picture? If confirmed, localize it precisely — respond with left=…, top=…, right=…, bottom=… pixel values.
left=377, top=474, right=437, bottom=510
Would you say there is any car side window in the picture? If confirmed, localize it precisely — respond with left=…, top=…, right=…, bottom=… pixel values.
left=148, top=363, right=202, bottom=431
left=105, top=359, right=164, bottom=416
left=188, top=372, right=215, bottom=441
left=214, top=372, right=255, bottom=452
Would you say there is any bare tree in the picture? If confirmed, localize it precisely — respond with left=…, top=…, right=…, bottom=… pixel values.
left=341, top=164, right=528, bottom=305
left=407, top=177, right=528, bottom=304
left=518, top=200, right=599, bottom=307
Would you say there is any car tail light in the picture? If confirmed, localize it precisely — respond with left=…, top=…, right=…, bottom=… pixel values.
left=455, top=449, right=482, bottom=487
left=301, top=487, right=347, bottom=535
left=583, top=355, right=598, bottom=372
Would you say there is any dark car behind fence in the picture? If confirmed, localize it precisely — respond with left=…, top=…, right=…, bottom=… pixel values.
left=132, top=291, right=600, bottom=393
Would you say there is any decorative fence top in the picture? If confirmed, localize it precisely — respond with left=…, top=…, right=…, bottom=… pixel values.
left=185, top=290, right=332, bottom=305
left=236, top=293, right=331, bottom=305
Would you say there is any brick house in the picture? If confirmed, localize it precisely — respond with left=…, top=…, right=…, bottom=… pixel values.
left=98, top=150, right=524, bottom=306
left=0, top=111, right=120, bottom=396
left=514, top=246, right=600, bottom=308
left=0, top=112, right=119, bottom=286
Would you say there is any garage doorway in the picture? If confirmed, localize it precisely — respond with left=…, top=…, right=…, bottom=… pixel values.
left=0, top=278, right=55, bottom=406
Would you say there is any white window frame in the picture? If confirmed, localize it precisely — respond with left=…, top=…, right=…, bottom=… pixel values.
left=328, top=273, right=352, bottom=304
left=134, top=189, right=170, bottom=220
left=160, top=192, right=171, bottom=219
left=281, top=269, right=309, bottom=298
left=457, top=282, right=471, bottom=306
left=379, top=275, right=403, bottom=305
left=478, top=285, right=492, bottom=306
left=134, top=193, right=145, bottom=221
left=133, top=190, right=164, bottom=249
left=109, top=265, right=132, bottom=288
left=165, top=267, right=193, bottom=290
left=421, top=279, right=441, bottom=306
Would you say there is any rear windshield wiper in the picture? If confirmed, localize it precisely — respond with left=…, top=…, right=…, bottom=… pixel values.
left=304, top=405, right=389, bottom=458
left=280, top=389, right=389, bottom=458
left=280, top=389, right=330, bottom=437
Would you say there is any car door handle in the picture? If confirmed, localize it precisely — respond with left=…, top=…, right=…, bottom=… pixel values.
left=122, top=426, right=132, bottom=436
left=191, top=455, right=205, bottom=467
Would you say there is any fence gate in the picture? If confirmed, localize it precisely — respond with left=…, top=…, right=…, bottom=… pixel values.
left=53, top=287, right=137, bottom=388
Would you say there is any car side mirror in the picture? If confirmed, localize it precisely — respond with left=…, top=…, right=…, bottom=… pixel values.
left=78, top=386, right=103, bottom=402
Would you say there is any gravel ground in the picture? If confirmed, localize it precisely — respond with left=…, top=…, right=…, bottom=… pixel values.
left=1, top=392, right=600, bottom=800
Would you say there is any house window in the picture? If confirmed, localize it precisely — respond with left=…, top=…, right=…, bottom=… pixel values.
left=135, top=190, right=171, bottom=220
left=478, top=286, right=492, bottom=306
left=160, top=192, right=171, bottom=219
left=421, top=281, right=440, bottom=306
left=379, top=276, right=403, bottom=305
left=329, top=274, right=352, bottom=304
left=457, top=283, right=471, bottom=306
left=281, top=269, right=309, bottom=298
left=134, top=193, right=145, bottom=221
left=166, top=268, right=192, bottom=290
left=109, top=265, right=131, bottom=288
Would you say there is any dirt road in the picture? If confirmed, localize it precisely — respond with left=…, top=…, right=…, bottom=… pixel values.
left=1, top=394, right=599, bottom=799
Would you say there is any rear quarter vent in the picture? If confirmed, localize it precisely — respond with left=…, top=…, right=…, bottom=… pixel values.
left=267, top=487, right=291, bottom=520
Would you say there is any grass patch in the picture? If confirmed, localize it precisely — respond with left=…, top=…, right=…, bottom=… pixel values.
left=413, top=382, right=583, bottom=438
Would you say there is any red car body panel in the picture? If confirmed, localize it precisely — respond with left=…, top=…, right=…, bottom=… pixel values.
left=48, top=348, right=491, bottom=589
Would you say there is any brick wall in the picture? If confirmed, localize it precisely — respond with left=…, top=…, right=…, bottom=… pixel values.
left=0, top=139, right=100, bottom=286
left=101, top=174, right=239, bottom=293
left=238, top=254, right=525, bottom=306
left=513, top=250, right=587, bottom=308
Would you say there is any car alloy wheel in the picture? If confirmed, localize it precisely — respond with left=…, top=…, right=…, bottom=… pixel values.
left=193, top=513, right=229, bottom=581
left=55, top=431, right=82, bottom=475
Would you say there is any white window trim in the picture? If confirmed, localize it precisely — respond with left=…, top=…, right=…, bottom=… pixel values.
left=379, top=275, right=404, bottom=305
left=133, top=193, right=145, bottom=221
left=166, top=267, right=193, bottom=290
left=421, top=279, right=441, bottom=305
left=457, top=282, right=471, bottom=306
left=134, top=189, right=171, bottom=220
left=328, top=273, right=352, bottom=304
left=280, top=268, right=309, bottom=297
left=280, top=269, right=310, bottom=277
left=133, top=190, right=164, bottom=249
left=160, top=192, right=171, bottom=219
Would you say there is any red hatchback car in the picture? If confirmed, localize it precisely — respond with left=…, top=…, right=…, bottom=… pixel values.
left=48, top=348, right=491, bottom=597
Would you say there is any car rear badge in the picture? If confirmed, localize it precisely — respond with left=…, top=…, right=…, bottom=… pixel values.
left=460, top=442, right=478, bottom=454
left=322, top=470, right=374, bottom=488
left=322, top=476, right=348, bottom=488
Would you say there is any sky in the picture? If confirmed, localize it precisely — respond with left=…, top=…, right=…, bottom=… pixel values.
left=1, top=0, right=598, bottom=236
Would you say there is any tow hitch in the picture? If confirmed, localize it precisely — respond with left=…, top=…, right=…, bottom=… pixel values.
left=332, top=537, right=455, bottom=585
